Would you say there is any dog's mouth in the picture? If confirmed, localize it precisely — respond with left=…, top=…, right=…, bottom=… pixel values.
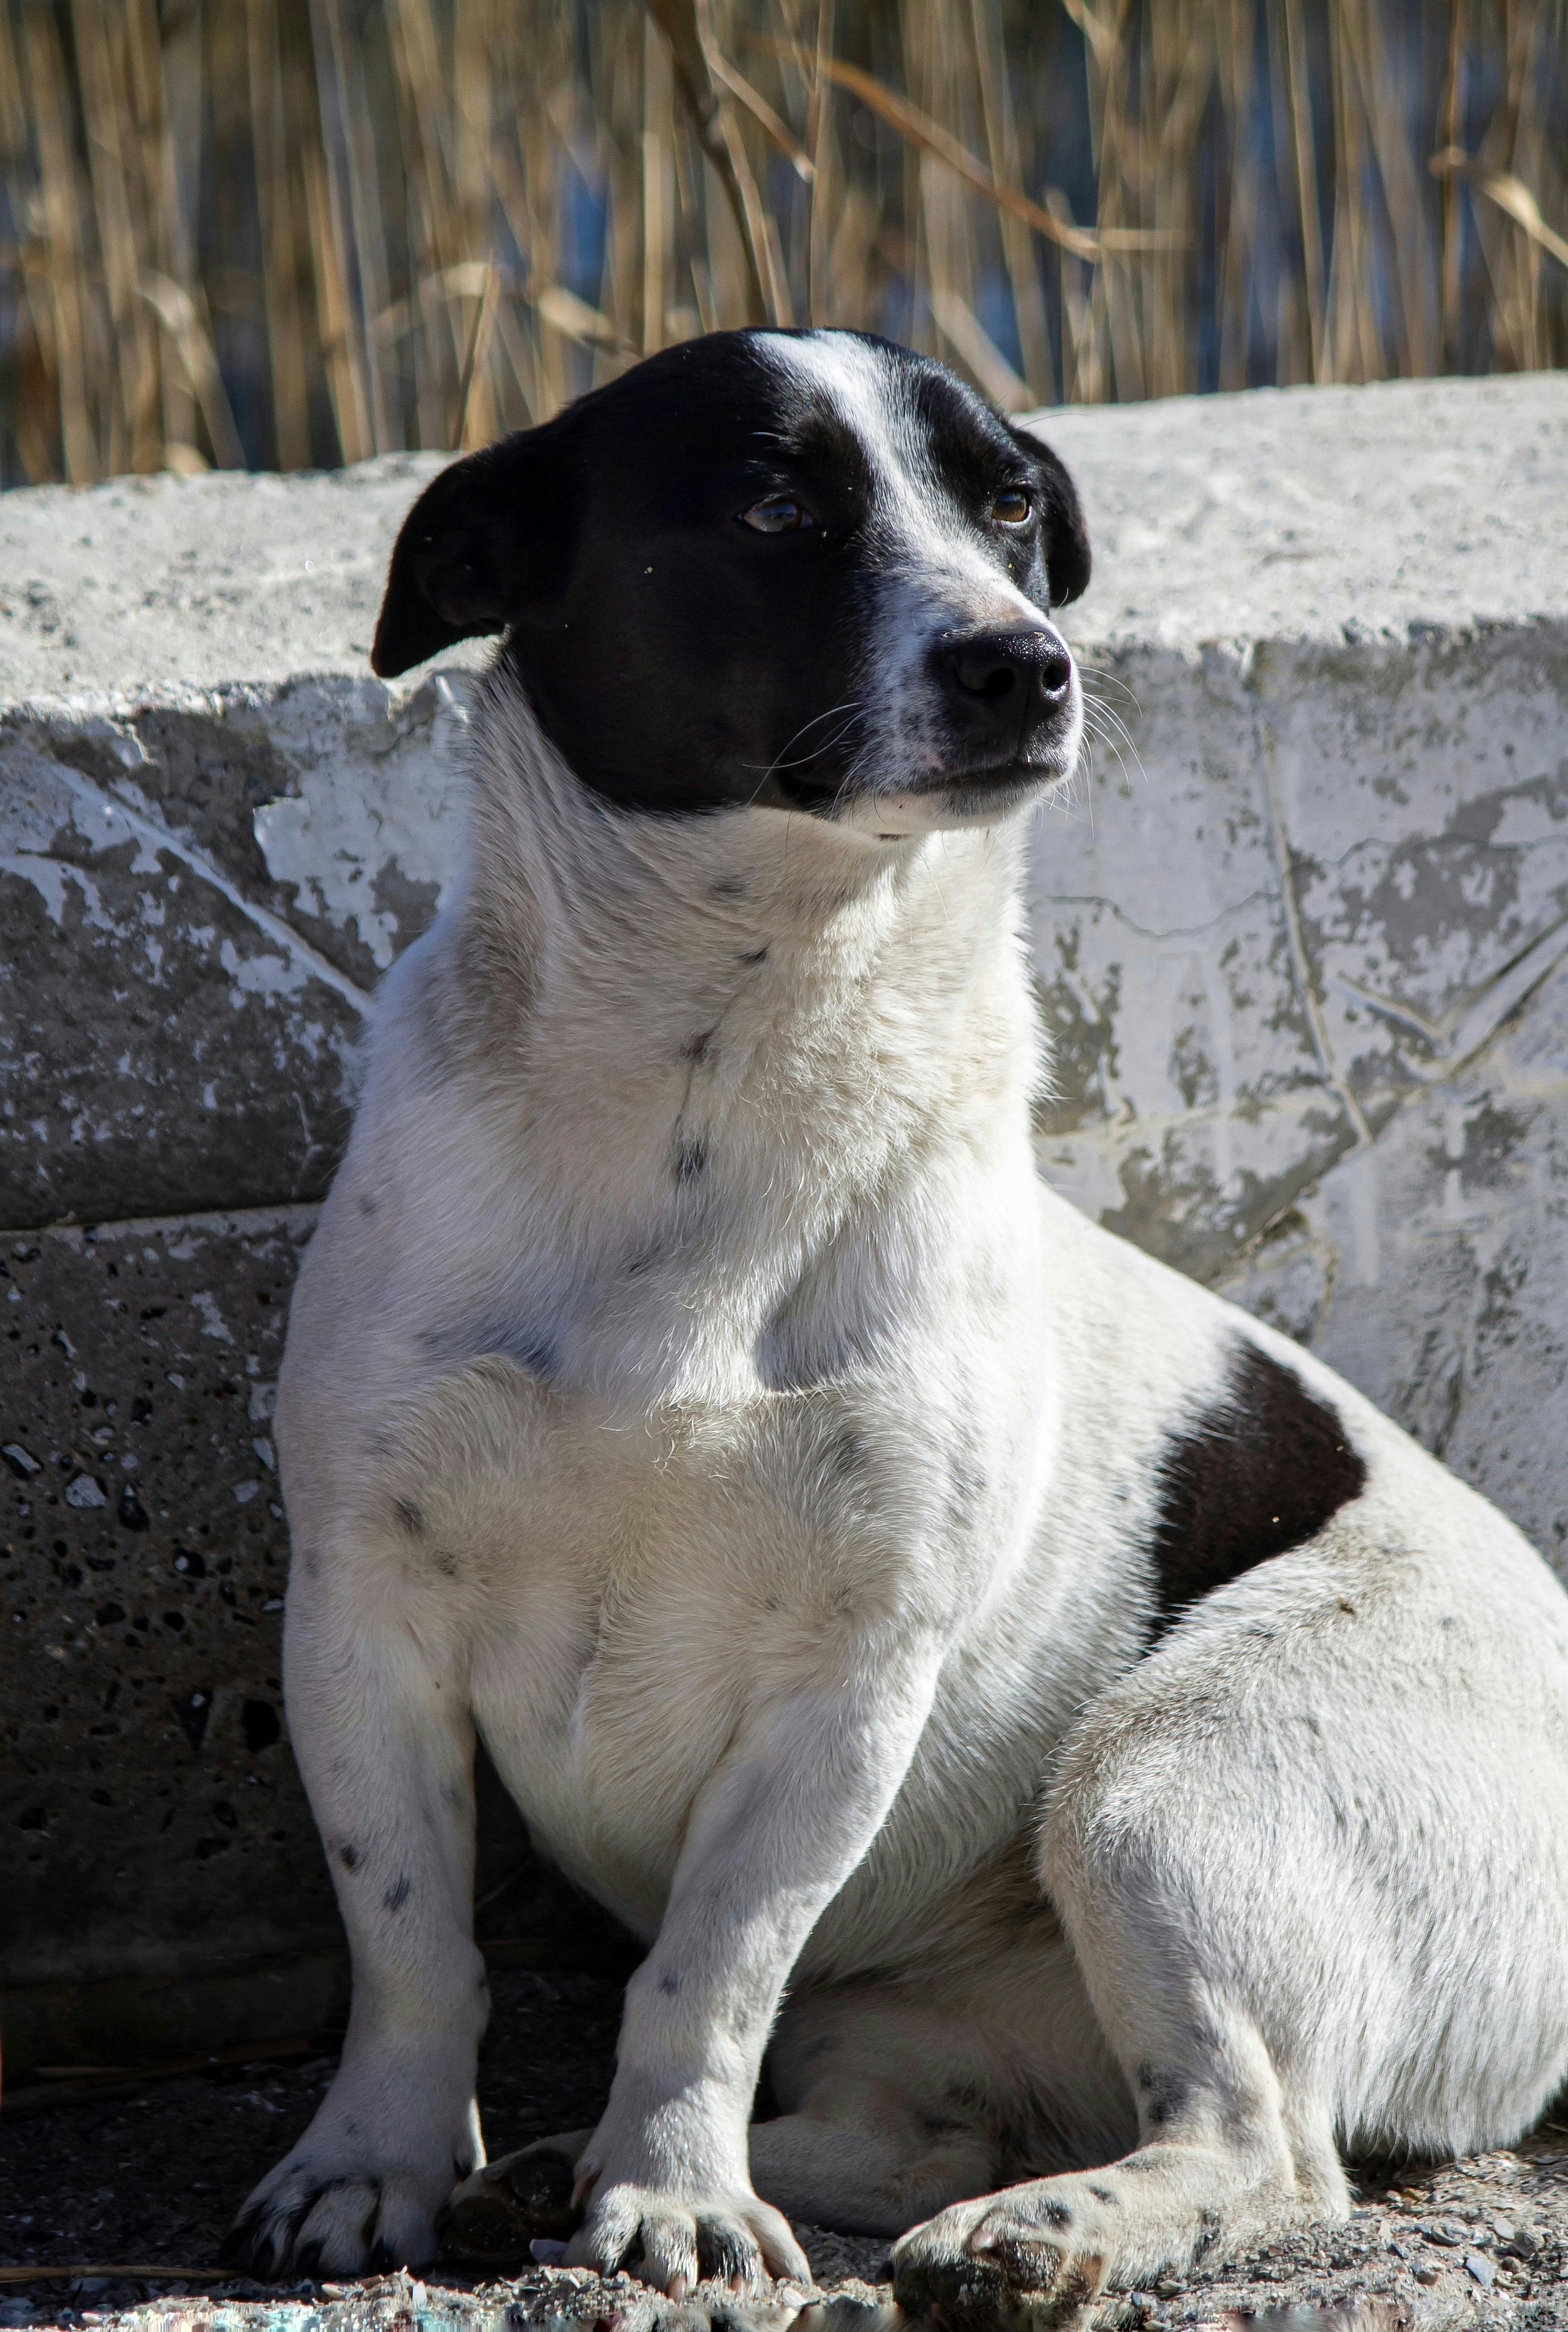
left=774, top=747, right=1073, bottom=820
left=908, top=751, right=1072, bottom=797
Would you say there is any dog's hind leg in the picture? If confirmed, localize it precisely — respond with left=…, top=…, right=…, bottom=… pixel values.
left=893, top=1525, right=1568, bottom=2324
left=745, top=1920, right=1135, bottom=2239
left=223, top=1537, right=488, bottom=2277
left=745, top=1988, right=1008, bottom=2240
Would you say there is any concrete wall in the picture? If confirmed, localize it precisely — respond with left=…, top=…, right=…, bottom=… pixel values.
left=4, top=374, right=1566, bottom=2073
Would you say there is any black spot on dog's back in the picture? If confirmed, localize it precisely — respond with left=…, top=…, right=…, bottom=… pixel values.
left=1149, top=1342, right=1366, bottom=1632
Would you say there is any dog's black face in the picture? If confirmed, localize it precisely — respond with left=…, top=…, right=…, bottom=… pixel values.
left=373, top=329, right=1090, bottom=833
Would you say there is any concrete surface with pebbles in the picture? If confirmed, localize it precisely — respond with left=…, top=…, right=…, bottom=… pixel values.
left=6, top=1969, right=1568, bottom=2327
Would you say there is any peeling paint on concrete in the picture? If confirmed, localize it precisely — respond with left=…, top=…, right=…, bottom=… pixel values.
left=251, top=673, right=471, bottom=970
left=1215, top=951, right=1568, bottom=1567
left=1032, top=624, right=1568, bottom=1303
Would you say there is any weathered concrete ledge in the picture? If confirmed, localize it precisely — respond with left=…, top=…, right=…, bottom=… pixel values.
left=3, top=373, right=1567, bottom=2073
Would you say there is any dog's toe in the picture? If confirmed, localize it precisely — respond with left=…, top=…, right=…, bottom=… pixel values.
left=224, top=2168, right=442, bottom=2280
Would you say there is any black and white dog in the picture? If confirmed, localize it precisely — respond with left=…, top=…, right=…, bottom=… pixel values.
left=228, top=329, right=1568, bottom=2318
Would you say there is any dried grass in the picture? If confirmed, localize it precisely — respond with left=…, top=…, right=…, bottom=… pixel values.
left=1, top=0, right=1564, bottom=483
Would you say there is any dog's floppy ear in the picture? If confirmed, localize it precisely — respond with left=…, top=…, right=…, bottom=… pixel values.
left=371, top=430, right=567, bottom=678
left=1006, top=425, right=1091, bottom=610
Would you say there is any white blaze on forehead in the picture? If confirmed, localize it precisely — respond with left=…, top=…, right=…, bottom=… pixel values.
left=758, top=331, right=1047, bottom=627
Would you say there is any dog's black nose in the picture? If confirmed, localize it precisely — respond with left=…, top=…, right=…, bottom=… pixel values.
left=947, top=624, right=1073, bottom=704
left=938, top=629, right=1073, bottom=755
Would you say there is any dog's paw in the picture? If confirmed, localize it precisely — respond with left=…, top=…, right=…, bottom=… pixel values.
left=564, top=2180, right=811, bottom=2298
left=225, top=2110, right=480, bottom=2281
left=892, top=2179, right=1121, bottom=2332
left=439, top=2135, right=590, bottom=2265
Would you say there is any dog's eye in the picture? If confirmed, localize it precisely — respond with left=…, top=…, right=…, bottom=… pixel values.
left=741, top=495, right=813, bottom=534
left=989, top=487, right=1033, bottom=526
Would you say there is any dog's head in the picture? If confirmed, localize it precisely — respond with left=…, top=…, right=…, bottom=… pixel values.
left=373, top=328, right=1089, bottom=838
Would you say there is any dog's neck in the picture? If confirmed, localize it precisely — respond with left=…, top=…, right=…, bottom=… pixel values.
left=402, top=672, right=1046, bottom=1402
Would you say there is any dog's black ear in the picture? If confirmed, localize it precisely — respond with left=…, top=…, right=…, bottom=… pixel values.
left=371, top=431, right=565, bottom=678
left=1007, top=425, right=1091, bottom=610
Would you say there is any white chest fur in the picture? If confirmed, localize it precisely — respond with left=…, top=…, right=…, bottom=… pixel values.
left=277, top=681, right=1067, bottom=1956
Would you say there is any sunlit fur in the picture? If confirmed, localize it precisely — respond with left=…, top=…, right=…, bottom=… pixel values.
left=231, top=356, right=1568, bottom=2306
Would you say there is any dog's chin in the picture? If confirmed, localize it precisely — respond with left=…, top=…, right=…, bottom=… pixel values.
left=832, top=758, right=1073, bottom=841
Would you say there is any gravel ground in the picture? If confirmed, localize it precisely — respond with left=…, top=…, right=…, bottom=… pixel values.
left=5, top=1969, right=1568, bottom=2329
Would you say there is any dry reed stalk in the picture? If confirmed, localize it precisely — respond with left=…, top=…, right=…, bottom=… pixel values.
left=1085, top=3, right=1148, bottom=401
left=453, top=258, right=499, bottom=444
left=598, top=5, right=646, bottom=362
left=788, top=44, right=1122, bottom=260
left=22, top=3, right=95, bottom=482
left=0, top=4, right=43, bottom=481
left=387, top=0, right=461, bottom=445
left=0, top=1, right=26, bottom=164
left=1282, top=0, right=1329, bottom=378
left=643, top=8, right=671, bottom=352
left=122, top=0, right=177, bottom=459
left=72, top=0, right=156, bottom=472
left=1493, top=0, right=1552, bottom=368
left=805, top=0, right=841, bottom=325
left=3, top=0, right=1565, bottom=485
left=905, top=0, right=974, bottom=376
left=247, top=0, right=310, bottom=469
left=137, top=271, right=246, bottom=469
left=967, top=0, right=1053, bottom=400
left=453, top=0, right=501, bottom=444
left=1324, top=0, right=1365, bottom=382
left=647, top=0, right=783, bottom=323
left=335, top=0, right=400, bottom=450
left=1214, top=0, right=1260, bottom=395
left=148, top=0, right=202, bottom=464
left=300, top=43, right=372, bottom=464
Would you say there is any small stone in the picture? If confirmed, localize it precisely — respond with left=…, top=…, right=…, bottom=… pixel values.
left=1465, top=2251, right=1496, bottom=2287
left=64, top=1471, right=107, bottom=1508
left=1418, top=2221, right=1465, bottom=2245
left=1411, top=2263, right=1440, bottom=2285
left=2, top=1442, right=40, bottom=1477
left=1490, top=2217, right=1515, bottom=2241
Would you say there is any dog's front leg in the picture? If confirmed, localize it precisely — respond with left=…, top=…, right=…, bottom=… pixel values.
left=571, top=1638, right=944, bottom=2296
left=224, top=1568, right=486, bottom=2276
